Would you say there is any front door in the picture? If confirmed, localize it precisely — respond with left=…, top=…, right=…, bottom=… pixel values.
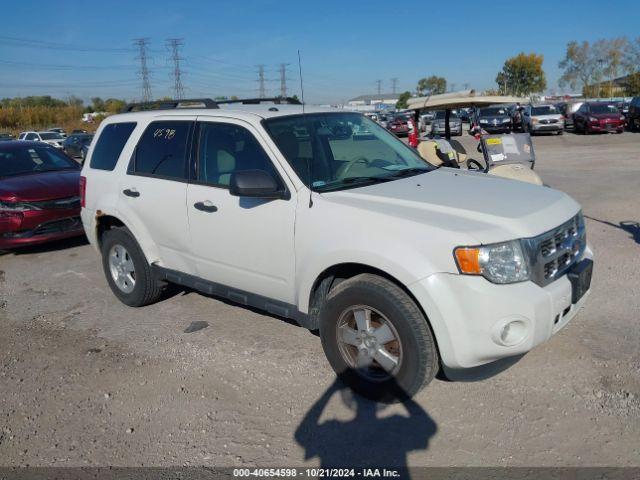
left=186, top=118, right=296, bottom=303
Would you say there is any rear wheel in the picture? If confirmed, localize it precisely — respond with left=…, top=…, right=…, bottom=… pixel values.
left=100, top=227, right=164, bottom=307
left=319, top=274, right=438, bottom=401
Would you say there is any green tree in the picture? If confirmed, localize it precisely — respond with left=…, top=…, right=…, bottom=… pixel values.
left=416, top=76, right=446, bottom=96
left=559, top=41, right=602, bottom=95
left=496, top=52, right=546, bottom=96
left=395, top=91, right=412, bottom=109
left=104, top=98, right=126, bottom=113
left=90, top=97, right=105, bottom=112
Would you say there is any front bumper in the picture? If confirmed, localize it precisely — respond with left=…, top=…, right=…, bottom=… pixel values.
left=531, top=123, right=563, bottom=132
left=408, top=246, right=593, bottom=369
left=432, top=125, right=463, bottom=135
left=588, top=122, right=624, bottom=132
left=481, top=124, right=511, bottom=133
left=0, top=209, right=84, bottom=249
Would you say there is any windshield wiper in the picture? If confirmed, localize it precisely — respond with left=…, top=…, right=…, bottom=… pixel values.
left=341, top=176, right=394, bottom=184
left=389, top=167, right=431, bottom=177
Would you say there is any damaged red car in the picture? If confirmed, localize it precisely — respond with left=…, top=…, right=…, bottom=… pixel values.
left=0, top=141, right=83, bottom=250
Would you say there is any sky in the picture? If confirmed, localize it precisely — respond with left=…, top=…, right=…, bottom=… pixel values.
left=0, top=0, right=638, bottom=105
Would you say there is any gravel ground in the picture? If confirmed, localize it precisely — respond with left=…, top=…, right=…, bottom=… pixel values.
left=1, top=130, right=639, bottom=468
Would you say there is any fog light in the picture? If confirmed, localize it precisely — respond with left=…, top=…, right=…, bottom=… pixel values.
left=499, top=320, right=527, bottom=346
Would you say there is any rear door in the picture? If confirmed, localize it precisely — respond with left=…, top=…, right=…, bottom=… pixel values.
left=186, top=117, right=297, bottom=303
left=118, top=116, right=195, bottom=273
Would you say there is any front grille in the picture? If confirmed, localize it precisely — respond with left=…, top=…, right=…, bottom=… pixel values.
left=524, top=213, right=586, bottom=286
left=30, top=196, right=81, bottom=210
left=2, top=216, right=83, bottom=239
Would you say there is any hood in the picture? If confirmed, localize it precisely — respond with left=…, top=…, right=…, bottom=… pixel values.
left=322, top=169, right=580, bottom=244
left=479, top=116, right=510, bottom=123
left=0, top=169, right=80, bottom=202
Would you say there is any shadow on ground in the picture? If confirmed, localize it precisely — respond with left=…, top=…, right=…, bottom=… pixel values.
left=585, top=216, right=640, bottom=245
left=295, top=375, right=436, bottom=471
left=2, top=235, right=89, bottom=256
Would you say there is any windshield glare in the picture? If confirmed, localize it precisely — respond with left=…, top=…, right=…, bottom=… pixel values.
left=0, top=145, right=78, bottom=177
left=479, top=107, right=507, bottom=116
left=434, top=111, right=459, bottom=119
left=39, top=132, right=63, bottom=140
left=590, top=104, right=619, bottom=114
left=531, top=106, right=557, bottom=116
left=264, top=113, right=432, bottom=192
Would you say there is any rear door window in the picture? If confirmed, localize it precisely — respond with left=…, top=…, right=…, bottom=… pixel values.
left=90, top=122, right=137, bottom=171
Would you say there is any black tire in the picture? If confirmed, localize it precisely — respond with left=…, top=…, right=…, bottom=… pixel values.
left=100, top=227, right=164, bottom=307
left=319, top=273, right=438, bottom=402
left=557, top=130, right=563, bottom=135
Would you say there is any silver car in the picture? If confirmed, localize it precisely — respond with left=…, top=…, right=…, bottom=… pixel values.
left=522, top=105, right=564, bottom=135
left=430, top=111, right=463, bottom=136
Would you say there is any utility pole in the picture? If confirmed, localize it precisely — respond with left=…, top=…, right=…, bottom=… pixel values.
left=375, top=79, right=382, bottom=95
left=257, top=65, right=266, bottom=98
left=279, top=63, right=289, bottom=98
left=449, top=82, right=456, bottom=93
left=133, top=38, right=152, bottom=102
left=167, top=38, right=185, bottom=99
left=390, top=78, right=398, bottom=94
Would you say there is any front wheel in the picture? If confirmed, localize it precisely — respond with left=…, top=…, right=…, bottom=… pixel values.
left=319, top=274, right=439, bottom=401
left=100, top=227, right=164, bottom=307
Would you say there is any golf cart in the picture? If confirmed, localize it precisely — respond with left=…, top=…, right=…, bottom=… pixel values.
left=406, top=91, right=542, bottom=185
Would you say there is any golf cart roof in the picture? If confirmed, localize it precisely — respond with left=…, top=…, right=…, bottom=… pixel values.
left=406, top=90, right=529, bottom=111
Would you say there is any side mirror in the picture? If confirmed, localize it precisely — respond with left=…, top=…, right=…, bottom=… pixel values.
left=229, top=169, right=284, bottom=199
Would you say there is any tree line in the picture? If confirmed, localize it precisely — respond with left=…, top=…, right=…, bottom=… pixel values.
left=396, top=35, right=639, bottom=108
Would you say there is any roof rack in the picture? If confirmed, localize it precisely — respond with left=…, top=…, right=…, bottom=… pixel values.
left=216, top=97, right=302, bottom=105
left=121, top=98, right=218, bottom=113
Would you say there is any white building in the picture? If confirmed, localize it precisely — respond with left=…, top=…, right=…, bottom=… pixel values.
left=345, top=93, right=399, bottom=112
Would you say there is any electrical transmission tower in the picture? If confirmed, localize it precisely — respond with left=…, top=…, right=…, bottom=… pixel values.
left=257, top=65, right=266, bottom=98
left=375, top=79, right=382, bottom=95
left=133, top=38, right=152, bottom=102
left=167, top=38, right=185, bottom=99
left=279, top=63, right=289, bottom=98
left=390, top=78, right=398, bottom=94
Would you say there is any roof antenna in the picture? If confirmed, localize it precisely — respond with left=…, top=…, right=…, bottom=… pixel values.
left=298, top=50, right=313, bottom=208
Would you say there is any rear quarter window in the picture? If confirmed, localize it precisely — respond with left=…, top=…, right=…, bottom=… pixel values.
left=90, top=122, right=137, bottom=171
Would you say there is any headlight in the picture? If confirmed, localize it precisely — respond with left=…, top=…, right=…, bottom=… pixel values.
left=454, top=240, right=530, bottom=284
left=0, top=200, right=40, bottom=212
left=532, top=118, right=538, bottom=124
left=589, top=117, right=598, bottom=122
left=480, top=119, right=488, bottom=124
left=502, top=118, right=511, bottom=123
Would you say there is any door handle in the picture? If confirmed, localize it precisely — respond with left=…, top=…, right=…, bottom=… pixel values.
left=123, top=188, right=140, bottom=198
left=194, top=201, right=218, bottom=213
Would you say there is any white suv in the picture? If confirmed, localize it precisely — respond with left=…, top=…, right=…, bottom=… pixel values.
left=80, top=98, right=593, bottom=400
left=18, top=130, right=65, bottom=149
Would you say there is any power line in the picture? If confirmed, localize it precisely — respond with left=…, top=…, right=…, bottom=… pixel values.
left=257, top=65, right=266, bottom=98
left=134, top=38, right=153, bottom=102
left=0, top=35, right=133, bottom=53
left=279, top=63, right=289, bottom=97
left=166, top=38, right=185, bottom=99
left=375, top=79, right=382, bottom=95
left=390, top=78, right=398, bottom=94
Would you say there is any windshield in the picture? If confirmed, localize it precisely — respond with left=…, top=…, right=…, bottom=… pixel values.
left=434, top=111, right=459, bottom=119
left=479, top=107, right=507, bottom=117
left=531, top=106, right=558, bottom=116
left=0, top=145, right=78, bottom=177
left=39, top=132, right=63, bottom=140
left=590, top=104, right=619, bottom=115
left=264, top=112, right=432, bottom=192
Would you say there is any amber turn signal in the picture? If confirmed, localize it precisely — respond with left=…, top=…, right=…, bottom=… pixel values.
left=454, top=247, right=481, bottom=275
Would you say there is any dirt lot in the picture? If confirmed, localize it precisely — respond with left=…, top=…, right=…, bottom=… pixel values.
left=1, top=130, right=639, bottom=468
